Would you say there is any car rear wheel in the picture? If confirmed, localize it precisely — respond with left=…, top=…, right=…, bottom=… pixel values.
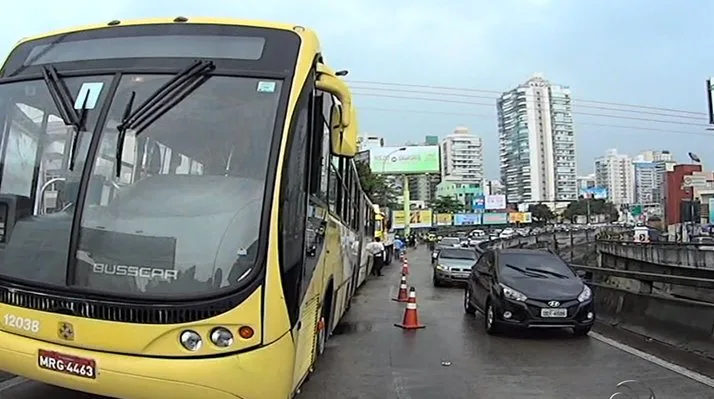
left=464, top=288, right=476, bottom=314
left=484, top=300, right=500, bottom=335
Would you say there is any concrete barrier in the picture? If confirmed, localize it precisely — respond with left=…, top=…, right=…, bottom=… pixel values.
left=598, top=240, right=714, bottom=269
left=592, top=284, right=714, bottom=358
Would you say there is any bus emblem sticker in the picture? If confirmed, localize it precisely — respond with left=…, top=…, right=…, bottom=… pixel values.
left=256, top=81, right=276, bottom=93
left=74, top=82, right=104, bottom=110
left=58, top=322, right=75, bottom=341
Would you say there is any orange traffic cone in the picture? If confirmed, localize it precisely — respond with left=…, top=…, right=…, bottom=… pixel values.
left=395, top=287, right=425, bottom=330
left=401, top=260, right=409, bottom=276
left=392, top=274, right=409, bottom=302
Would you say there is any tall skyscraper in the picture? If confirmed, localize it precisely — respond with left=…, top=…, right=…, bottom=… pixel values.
left=497, top=73, right=577, bottom=203
left=440, top=127, right=484, bottom=182
left=633, top=161, right=657, bottom=204
left=595, top=149, right=634, bottom=205
left=634, top=150, right=676, bottom=208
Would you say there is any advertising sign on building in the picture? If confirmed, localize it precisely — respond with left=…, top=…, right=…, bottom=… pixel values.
left=484, top=195, right=506, bottom=210
left=435, top=213, right=453, bottom=226
left=508, top=212, right=532, bottom=224
left=369, top=146, right=440, bottom=174
left=472, top=196, right=485, bottom=211
left=392, top=210, right=434, bottom=229
left=482, top=213, right=508, bottom=225
left=454, top=213, right=482, bottom=226
left=579, top=187, right=608, bottom=200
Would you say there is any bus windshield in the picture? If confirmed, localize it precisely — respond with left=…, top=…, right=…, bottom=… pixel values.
left=0, top=72, right=282, bottom=298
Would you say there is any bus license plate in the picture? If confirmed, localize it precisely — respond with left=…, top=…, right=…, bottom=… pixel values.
left=38, top=350, right=96, bottom=379
left=540, top=308, right=567, bottom=318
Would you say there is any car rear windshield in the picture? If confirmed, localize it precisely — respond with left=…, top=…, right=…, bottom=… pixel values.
left=439, top=248, right=476, bottom=260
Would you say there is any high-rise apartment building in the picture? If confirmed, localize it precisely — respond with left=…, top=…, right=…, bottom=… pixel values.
left=634, top=150, right=676, bottom=207
left=403, top=137, right=442, bottom=202
left=497, top=73, right=577, bottom=203
left=440, top=127, right=483, bottom=182
left=595, top=149, right=634, bottom=205
left=633, top=161, right=657, bottom=204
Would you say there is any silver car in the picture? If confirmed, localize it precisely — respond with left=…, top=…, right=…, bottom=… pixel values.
left=433, top=248, right=478, bottom=286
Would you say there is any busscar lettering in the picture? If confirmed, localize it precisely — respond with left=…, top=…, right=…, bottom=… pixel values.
left=91, top=263, right=179, bottom=280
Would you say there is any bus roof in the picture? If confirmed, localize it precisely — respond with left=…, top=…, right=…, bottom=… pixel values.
left=13, top=16, right=320, bottom=49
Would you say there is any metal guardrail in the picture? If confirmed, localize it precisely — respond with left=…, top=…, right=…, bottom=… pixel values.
left=569, top=264, right=714, bottom=291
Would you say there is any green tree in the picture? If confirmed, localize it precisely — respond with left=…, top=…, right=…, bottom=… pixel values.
left=528, top=203, right=555, bottom=223
left=355, top=161, right=399, bottom=206
left=429, top=195, right=463, bottom=213
left=562, top=199, right=619, bottom=222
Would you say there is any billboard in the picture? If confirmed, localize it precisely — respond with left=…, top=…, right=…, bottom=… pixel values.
left=392, top=210, right=433, bottom=229
left=472, top=196, right=485, bottom=211
left=435, top=213, right=453, bottom=226
left=579, top=187, right=608, bottom=200
left=508, top=212, right=532, bottom=224
left=454, top=213, right=482, bottom=226
left=369, top=146, right=440, bottom=174
left=482, top=212, right=508, bottom=225
left=485, top=195, right=506, bottom=210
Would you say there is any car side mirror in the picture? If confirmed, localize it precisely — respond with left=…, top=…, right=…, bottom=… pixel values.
left=575, top=269, right=587, bottom=278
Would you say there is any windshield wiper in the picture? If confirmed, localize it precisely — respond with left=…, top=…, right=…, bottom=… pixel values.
left=525, top=268, right=569, bottom=279
left=505, top=264, right=545, bottom=278
left=114, top=60, right=215, bottom=177
left=41, top=65, right=88, bottom=170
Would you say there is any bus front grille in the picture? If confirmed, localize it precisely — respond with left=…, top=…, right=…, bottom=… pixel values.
left=0, top=283, right=240, bottom=324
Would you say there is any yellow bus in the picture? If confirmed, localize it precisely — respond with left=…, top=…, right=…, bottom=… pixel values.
left=0, top=17, right=373, bottom=399
left=373, top=204, right=394, bottom=264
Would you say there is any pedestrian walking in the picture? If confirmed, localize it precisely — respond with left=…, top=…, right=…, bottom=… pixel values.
left=366, top=237, right=386, bottom=276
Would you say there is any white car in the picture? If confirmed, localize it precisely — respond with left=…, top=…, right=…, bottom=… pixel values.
left=499, top=228, right=516, bottom=239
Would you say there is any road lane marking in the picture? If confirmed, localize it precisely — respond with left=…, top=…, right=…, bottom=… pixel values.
left=590, top=332, right=714, bottom=388
left=0, top=376, right=28, bottom=394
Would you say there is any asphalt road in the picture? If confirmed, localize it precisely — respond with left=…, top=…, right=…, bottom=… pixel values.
left=298, top=246, right=714, bottom=399
left=2, top=239, right=713, bottom=398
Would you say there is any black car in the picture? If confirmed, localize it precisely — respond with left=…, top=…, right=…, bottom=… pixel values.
left=433, top=247, right=478, bottom=286
left=464, top=248, right=594, bottom=336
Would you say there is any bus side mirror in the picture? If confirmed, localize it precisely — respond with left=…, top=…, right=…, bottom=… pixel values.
left=316, top=66, right=357, bottom=158
left=328, top=104, right=358, bottom=158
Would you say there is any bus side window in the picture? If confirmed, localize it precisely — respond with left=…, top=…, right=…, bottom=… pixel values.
left=309, top=91, right=331, bottom=203
left=278, top=82, right=312, bottom=326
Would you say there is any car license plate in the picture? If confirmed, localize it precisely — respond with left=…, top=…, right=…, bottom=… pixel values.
left=540, top=308, right=567, bottom=318
left=38, top=350, right=96, bottom=379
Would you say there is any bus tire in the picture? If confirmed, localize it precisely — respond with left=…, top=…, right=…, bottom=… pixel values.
left=316, top=285, right=334, bottom=360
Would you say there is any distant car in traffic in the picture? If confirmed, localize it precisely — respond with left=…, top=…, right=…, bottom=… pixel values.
left=464, top=248, right=594, bottom=336
left=438, top=237, right=462, bottom=248
left=432, top=237, right=465, bottom=264
left=433, top=248, right=478, bottom=286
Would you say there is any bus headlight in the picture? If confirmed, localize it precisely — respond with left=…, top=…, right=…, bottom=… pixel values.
left=210, top=327, right=234, bottom=348
left=179, top=330, right=202, bottom=351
